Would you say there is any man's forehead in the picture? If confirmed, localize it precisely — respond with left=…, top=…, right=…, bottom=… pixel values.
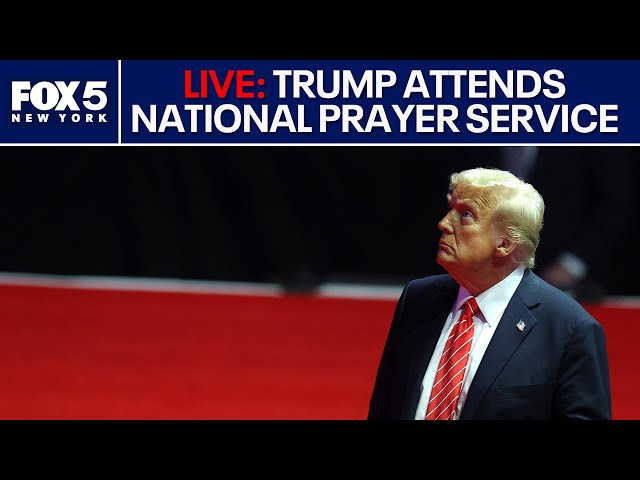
left=448, top=185, right=496, bottom=210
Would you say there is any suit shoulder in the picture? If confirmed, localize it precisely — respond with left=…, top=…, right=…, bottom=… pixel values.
left=531, top=273, right=600, bottom=326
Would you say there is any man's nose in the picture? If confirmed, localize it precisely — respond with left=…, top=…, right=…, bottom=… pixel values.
left=438, top=212, right=453, bottom=233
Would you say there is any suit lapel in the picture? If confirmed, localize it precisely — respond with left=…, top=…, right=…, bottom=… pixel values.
left=459, top=269, right=542, bottom=420
left=399, top=281, right=458, bottom=420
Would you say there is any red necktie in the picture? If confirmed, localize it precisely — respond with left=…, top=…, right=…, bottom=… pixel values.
left=425, top=297, right=478, bottom=420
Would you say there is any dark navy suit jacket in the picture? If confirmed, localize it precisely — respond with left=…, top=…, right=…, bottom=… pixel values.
left=368, top=269, right=612, bottom=420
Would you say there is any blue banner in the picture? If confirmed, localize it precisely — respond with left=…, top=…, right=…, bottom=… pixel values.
left=2, top=59, right=640, bottom=144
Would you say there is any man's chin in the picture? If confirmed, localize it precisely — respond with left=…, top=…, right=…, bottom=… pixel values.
left=436, top=251, right=453, bottom=267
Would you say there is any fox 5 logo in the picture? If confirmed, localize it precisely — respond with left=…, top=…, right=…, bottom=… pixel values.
left=12, top=81, right=107, bottom=111
left=11, top=81, right=109, bottom=124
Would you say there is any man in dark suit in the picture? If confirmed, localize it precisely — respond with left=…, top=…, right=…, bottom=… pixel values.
left=368, top=167, right=611, bottom=420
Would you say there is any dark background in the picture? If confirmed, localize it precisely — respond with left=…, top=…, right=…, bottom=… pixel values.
left=0, top=146, right=637, bottom=296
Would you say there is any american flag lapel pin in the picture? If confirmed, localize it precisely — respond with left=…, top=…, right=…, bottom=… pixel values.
left=516, top=320, right=526, bottom=332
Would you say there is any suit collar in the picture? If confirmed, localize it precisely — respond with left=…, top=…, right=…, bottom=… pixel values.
left=515, top=268, right=543, bottom=308
left=458, top=265, right=527, bottom=328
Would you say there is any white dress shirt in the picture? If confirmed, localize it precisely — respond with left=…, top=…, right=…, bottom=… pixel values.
left=414, top=265, right=526, bottom=420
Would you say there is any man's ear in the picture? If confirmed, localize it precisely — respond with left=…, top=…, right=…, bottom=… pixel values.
left=495, top=237, right=517, bottom=257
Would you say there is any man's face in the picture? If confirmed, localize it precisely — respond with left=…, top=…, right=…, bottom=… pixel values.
left=436, top=184, right=500, bottom=276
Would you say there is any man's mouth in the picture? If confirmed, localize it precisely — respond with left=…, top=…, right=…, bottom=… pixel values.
left=438, top=241, right=452, bottom=252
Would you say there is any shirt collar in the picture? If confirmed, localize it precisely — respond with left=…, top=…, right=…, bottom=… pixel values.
left=453, top=265, right=526, bottom=327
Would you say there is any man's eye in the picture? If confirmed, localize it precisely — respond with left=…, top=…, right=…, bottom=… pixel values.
left=461, top=211, right=473, bottom=218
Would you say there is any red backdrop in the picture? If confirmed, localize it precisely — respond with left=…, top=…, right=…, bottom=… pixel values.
left=0, top=284, right=635, bottom=419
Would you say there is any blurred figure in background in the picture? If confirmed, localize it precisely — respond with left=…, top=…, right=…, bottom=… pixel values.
left=455, top=146, right=634, bottom=303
